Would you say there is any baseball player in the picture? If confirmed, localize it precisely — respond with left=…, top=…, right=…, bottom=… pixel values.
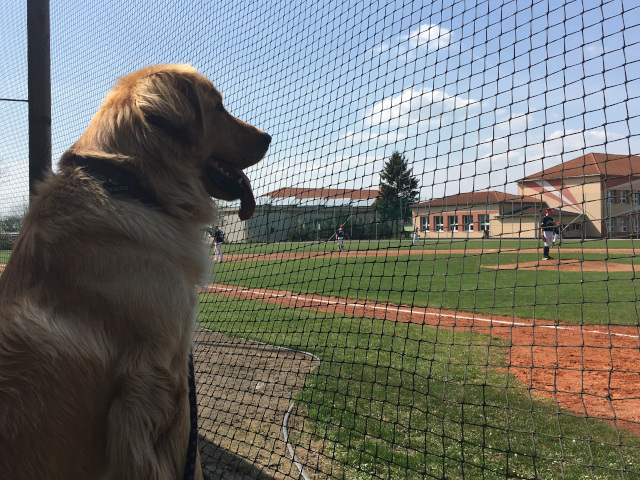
left=540, top=208, right=555, bottom=260
left=336, top=224, right=348, bottom=252
left=412, top=227, right=421, bottom=245
left=212, top=224, right=224, bottom=263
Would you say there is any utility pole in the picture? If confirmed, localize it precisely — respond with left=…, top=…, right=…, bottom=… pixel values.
left=27, top=0, right=51, bottom=198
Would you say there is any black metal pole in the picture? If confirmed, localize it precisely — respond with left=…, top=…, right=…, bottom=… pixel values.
left=27, top=0, right=51, bottom=198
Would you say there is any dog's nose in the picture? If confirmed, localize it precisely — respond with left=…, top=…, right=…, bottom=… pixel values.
left=262, top=132, right=272, bottom=146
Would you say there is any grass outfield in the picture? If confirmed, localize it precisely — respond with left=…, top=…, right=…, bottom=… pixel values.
left=210, top=251, right=639, bottom=325
left=198, top=297, right=640, bottom=480
left=3, top=240, right=638, bottom=324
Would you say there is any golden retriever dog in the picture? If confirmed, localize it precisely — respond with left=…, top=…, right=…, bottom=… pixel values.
left=0, top=64, right=270, bottom=479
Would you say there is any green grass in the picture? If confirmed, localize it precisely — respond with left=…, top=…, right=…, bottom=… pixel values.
left=210, top=252, right=639, bottom=325
left=3, top=243, right=637, bottom=324
left=199, top=297, right=640, bottom=480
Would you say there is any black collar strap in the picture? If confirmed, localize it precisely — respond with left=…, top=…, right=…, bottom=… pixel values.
left=66, top=155, right=161, bottom=208
left=183, top=351, right=199, bottom=480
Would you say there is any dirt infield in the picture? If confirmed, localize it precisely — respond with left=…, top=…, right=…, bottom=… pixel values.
left=484, top=259, right=636, bottom=271
left=201, top=284, right=640, bottom=437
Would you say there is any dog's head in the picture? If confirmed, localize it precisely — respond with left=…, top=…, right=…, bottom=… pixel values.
left=62, top=64, right=270, bottom=221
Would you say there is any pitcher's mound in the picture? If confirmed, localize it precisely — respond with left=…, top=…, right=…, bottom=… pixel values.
left=484, top=259, right=635, bottom=271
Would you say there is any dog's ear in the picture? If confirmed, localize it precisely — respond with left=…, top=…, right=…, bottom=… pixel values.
left=136, top=72, right=204, bottom=146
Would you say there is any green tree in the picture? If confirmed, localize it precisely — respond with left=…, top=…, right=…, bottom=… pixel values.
left=377, top=151, right=420, bottom=237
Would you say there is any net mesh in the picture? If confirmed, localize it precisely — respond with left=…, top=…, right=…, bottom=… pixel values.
left=2, top=1, right=640, bottom=478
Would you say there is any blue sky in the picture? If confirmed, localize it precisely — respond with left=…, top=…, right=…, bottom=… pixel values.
left=1, top=0, right=639, bottom=216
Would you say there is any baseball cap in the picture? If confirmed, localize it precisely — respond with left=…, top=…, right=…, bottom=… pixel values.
left=545, top=208, right=554, bottom=213
left=340, top=224, right=343, bottom=227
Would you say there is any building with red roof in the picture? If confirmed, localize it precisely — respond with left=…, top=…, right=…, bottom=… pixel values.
left=519, top=153, right=640, bottom=237
left=218, top=152, right=640, bottom=242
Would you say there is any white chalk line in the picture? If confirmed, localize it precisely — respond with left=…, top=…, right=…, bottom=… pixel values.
left=203, top=284, right=639, bottom=340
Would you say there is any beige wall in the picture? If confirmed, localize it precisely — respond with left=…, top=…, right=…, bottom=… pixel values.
left=412, top=206, right=497, bottom=239
left=489, top=216, right=538, bottom=239
left=493, top=214, right=586, bottom=239
left=519, top=177, right=603, bottom=237
left=409, top=173, right=640, bottom=240
left=216, top=212, right=248, bottom=243
left=601, top=180, right=640, bottom=235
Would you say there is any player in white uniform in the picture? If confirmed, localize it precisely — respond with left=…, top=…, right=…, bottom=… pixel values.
left=412, top=227, right=420, bottom=245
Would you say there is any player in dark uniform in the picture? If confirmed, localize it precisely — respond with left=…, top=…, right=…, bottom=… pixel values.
left=336, top=224, right=348, bottom=252
left=540, top=208, right=555, bottom=260
left=212, top=225, right=224, bottom=262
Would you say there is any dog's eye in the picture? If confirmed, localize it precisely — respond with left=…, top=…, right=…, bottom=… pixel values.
left=216, top=103, right=225, bottom=112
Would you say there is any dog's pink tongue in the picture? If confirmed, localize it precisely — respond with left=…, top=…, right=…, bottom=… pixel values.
left=238, top=170, right=256, bottom=221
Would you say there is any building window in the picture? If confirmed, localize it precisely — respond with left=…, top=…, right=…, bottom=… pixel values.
left=620, top=191, right=628, bottom=205
left=634, top=218, right=640, bottom=233
left=463, top=215, right=474, bottom=232
left=448, top=216, right=458, bottom=232
left=421, top=216, right=429, bottom=232
left=620, top=218, right=628, bottom=233
left=434, top=216, right=443, bottom=232
left=573, top=223, right=581, bottom=231
left=607, top=218, right=615, bottom=234
left=633, top=192, right=640, bottom=205
left=478, top=214, right=490, bottom=232
left=607, top=191, right=616, bottom=204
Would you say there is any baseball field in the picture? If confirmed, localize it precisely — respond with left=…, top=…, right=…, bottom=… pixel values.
left=191, top=238, right=640, bottom=479
left=2, top=240, right=638, bottom=479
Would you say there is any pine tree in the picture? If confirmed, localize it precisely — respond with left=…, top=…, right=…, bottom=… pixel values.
left=377, top=151, right=420, bottom=237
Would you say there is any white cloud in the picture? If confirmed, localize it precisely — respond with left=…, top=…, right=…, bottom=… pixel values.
left=374, top=23, right=452, bottom=59
left=362, top=87, right=480, bottom=131
left=401, top=24, right=451, bottom=52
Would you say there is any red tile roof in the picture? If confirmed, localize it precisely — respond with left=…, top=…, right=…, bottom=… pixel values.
left=522, top=153, right=640, bottom=180
left=414, top=191, right=539, bottom=208
left=263, top=187, right=378, bottom=200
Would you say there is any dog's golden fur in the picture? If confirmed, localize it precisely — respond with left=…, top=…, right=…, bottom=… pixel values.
left=0, top=64, right=270, bottom=479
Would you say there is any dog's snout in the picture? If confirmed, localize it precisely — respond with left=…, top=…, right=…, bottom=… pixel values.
left=262, top=132, right=272, bottom=146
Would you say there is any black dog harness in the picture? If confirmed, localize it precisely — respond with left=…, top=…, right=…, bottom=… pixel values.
left=183, top=353, right=199, bottom=480
left=66, top=154, right=161, bottom=207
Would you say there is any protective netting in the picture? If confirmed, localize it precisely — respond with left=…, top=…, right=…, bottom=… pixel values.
left=2, top=1, right=640, bottom=478
left=0, top=1, right=28, bottom=242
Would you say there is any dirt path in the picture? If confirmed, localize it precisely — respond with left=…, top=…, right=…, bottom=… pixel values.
left=201, top=283, right=640, bottom=436
left=193, top=329, right=320, bottom=479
